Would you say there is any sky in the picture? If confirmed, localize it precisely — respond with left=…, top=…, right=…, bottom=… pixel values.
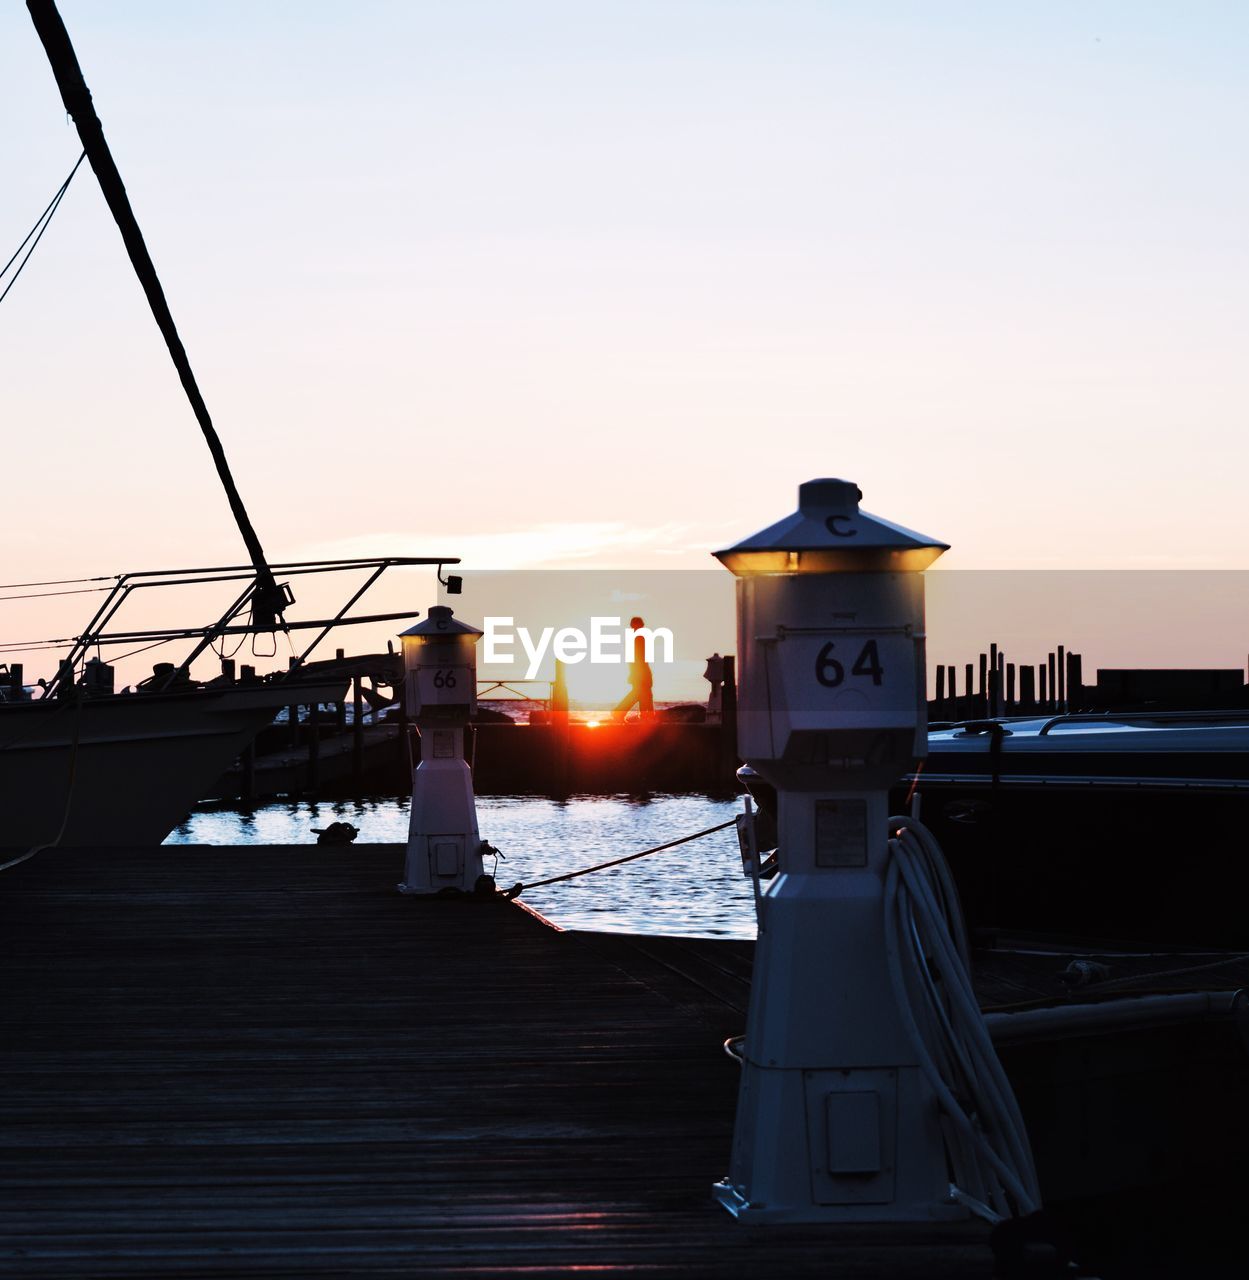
left=3, top=2, right=1249, bottom=683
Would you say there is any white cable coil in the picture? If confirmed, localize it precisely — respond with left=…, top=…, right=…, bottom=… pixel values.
left=884, top=814, right=1042, bottom=1223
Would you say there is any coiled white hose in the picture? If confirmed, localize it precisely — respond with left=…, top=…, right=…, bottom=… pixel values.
left=884, top=814, right=1042, bottom=1222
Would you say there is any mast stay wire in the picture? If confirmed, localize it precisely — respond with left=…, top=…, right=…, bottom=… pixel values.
left=0, top=575, right=116, bottom=588
left=0, top=150, right=86, bottom=307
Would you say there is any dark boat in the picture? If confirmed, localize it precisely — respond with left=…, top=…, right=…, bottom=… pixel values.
left=903, top=712, right=1249, bottom=947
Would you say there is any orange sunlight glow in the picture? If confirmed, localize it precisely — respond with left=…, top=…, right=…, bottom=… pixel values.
left=561, top=652, right=642, bottom=706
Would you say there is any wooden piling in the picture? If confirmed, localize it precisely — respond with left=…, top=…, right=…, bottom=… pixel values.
left=720, top=655, right=738, bottom=788
left=550, top=660, right=571, bottom=797
left=397, top=691, right=409, bottom=779
left=288, top=656, right=302, bottom=747
left=551, top=659, right=570, bottom=727
left=1020, top=664, right=1035, bottom=712
left=307, top=701, right=320, bottom=793
left=352, top=674, right=364, bottom=785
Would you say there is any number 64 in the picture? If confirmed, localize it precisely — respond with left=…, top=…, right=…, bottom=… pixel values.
left=814, top=640, right=883, bottom=688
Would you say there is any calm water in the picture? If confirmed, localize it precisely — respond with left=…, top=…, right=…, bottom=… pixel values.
left=167, top=794, right=755, bottom=938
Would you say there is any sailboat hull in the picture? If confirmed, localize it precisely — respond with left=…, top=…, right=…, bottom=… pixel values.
left=0, top=682, right=345, bottom=849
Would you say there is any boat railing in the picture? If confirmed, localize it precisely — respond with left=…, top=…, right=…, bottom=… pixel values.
left=930, top=709, right=1249, bottom=738
left=1, top=555, right=458, bottom=699
left=477, top=678, right=556, bottom=706
left=1037, top=709, right=1249, bottom=735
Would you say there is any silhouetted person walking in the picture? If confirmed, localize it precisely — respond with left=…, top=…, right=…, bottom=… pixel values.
left=611, top=616, right=655, bottom=722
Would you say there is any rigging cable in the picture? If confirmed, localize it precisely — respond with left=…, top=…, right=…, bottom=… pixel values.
left=0, top=586, right=114, bottom=602
left=0, top=149, right=85, bottom=308
left=0, top=574, right=116, bottom=589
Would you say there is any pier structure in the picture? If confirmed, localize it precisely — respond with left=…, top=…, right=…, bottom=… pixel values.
left=210, top=655, right=740, bottom=801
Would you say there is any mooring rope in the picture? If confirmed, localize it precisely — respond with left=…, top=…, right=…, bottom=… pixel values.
left=0, top=689, right=84, bottom=874
left=503, top=818, right=736, bottom=899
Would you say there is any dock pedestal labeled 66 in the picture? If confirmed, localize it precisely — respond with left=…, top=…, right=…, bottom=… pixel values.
left=712, top=478, right=956, bottom=1222
left=398, top=606, right=486, bottom=896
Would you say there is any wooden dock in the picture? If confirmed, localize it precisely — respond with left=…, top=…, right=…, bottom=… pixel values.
left=1, top=844, right=991, bottom=1277
left=6, top=844, right=1249, bottom=1277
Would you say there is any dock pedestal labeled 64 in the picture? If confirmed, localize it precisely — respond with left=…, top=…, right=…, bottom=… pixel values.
left=398, top=606, right=486, bottom=896
left=713, top=478, right=956, bottom=1222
